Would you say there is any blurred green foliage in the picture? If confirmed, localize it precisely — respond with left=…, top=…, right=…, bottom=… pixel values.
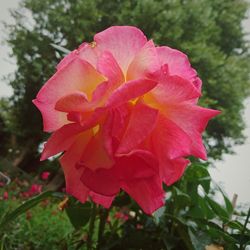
left=1, top=0, right=250, bottom=167
left=0, top=198, right=73, bottom=250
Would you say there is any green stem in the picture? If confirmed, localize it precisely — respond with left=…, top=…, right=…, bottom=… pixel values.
left=97, top=208, right=109, bottom=249
left=87, top=203, right=98, bottom=250
left=239, top=207, right=250, bottom=250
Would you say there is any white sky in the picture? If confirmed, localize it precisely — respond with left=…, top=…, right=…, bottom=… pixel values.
left=0, top=0, right=249, bottom=205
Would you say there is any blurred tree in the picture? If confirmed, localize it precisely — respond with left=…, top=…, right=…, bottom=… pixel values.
left=1, top=0, right=250, bottom=170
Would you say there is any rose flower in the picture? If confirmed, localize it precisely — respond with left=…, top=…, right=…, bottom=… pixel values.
left=33, top=26, right=219, bottom=214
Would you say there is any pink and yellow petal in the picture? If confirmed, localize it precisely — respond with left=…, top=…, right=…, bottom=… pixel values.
left=144, top=75, right=200, bottom=107
left=32, top=100, right=69, bottom=132
left=127, top=40, right=160, bottom=81
left=106, top=78, right=158, bottom=108
left=94, top=26, right=147, bottom=74
left=37, top=58, right=105, bottom=103
left=55, top=91, right=89, bottom=113
left=97, top=51, right=124, bottom=85
left=40, top=123, right=88, bottom=161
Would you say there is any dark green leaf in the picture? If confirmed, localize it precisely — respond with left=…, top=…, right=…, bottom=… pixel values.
left=188, top=195, right=215, bottom=219
left=65, top=201, right=92, bottom=229
left=173, top=187, right=191, bottom=208
left=226, top=220, right=245, bottom=231
left=215, top=183, right=234, bottom=215
left=205, top=195, right=229, bottom=222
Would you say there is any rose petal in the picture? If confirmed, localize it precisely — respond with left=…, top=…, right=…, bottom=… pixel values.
left=59, top=131, right=93, bottom=203
left=94, top=26, right=147, bottom=74
left=165, top=104, right=220, bottom=160
left=151, top=114, right=192, bottom=160
left=121, top=176, right=164, bottom=214
left=33, top=99, right=68, bottom=132
left=79, top=127, right=114, bottom=170
left=55, top=91, right=89, bottom=113
left=160, top=157, right=190, bottom=186
left=37, top=58, right=105, bottom=103
left=89, top=192, right=115, bottom=208
left=157, top=46, right=200, bottom=90
left=41, top=123, right=89, bottom=161
left=34, top=58, right=105, bottom=131
left=115, top=150, right=158, bottom=180
left=81, top=167, right=119, bottom=196
left=144, top=73, right=200, bottom=106
left=106, top=78, right=158, bottom=108
left=127, top=40, right=160, bottom=81
left=97, top=51, right=124, bottom=85
left=117, top=103, right=158, bottom=154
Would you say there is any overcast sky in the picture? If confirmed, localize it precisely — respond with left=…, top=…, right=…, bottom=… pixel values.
left=0, top=0, right=249, bottom=205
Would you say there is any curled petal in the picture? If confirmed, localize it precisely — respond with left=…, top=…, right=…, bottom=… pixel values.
left=157, top=46, right=201, bottom=91
left=41, top=123, right=90, bottom=161
left=56, top=42, right=99, bottom=71
left=160, top=158, right=190, bottom=186
left=97, top=51, right=124, bottom=85
left=144, top=73, right=200, bottom=106
left=89, top=192, right=115, bottom=208
left=32, top=100, right=68, bottom=132
left=34, top=58, right=105, bottom=131
left=106, top=78, right=158, bottom=108
left=37, top=58, right=105, bottom=103
left=55, top=91, right=89, bottom=113
left=94, top=26, right=147, bottom=74
left=127, top=40, right=160, bottom=81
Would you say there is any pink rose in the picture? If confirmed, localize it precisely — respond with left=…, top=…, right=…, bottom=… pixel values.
left=22, top=184, right=43, bottom=197
left=3, top=191, right=8, bottom=200
left=33, top=26, right=219, bottom=214
left=41, top=171, right=50, bottom=180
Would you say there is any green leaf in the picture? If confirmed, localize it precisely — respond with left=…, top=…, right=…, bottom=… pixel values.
left=226, top=220, right=245, bottom=231
left=188, top=195, right=215, bottom=219
left=0, top=191, right=62, bottom=231
left=215, top=183, right=234, bottom=215
left=173, top=187, right=191, bottom=208
left=175, top=224, right=194, bottom=250
left=65, top=200, right=92, bottom=229
left=205, top=195, right=229, bottom=222
left=208, top=228, right=238, bottom=244
left=164, top=213, right=194, bottom=250
left=185, top=163, right=210, bottom=182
